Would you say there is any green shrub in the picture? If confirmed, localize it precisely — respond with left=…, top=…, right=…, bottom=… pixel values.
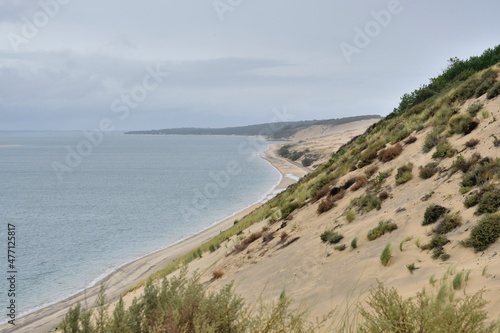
left=422, top=129, right=442, bottom=153
left=464, top=190, right=481, bottom=208
left=345, top=209, right=356, bottom=223
left=448, top=113, right=479, bottom=135
left=406, top=262, right=418, bottom=274
left=358, top=281, right=500, bottom=333
left=353, top=192, right=381, bottom=213
left=434, top=212, right=462, bottom=234
left=209, top=243, right=220, bottom=253
left=419, top=162, right=439, bottom=179
left=477, top=187, right=500, bottom=214
left=467, top=102, right=483, bottom=116
left=395, top=163, right=413, bottom=185
left=486, top=81, right=500, bottom=99
left=60, top=269, right=322, bottom=333
left=281, top=201, right=300, bottom=219
left=351, top=237, right=358, bottom=249
left=367, top=220, right=398, bottom=241
left=465, top=213, right=500, bottom=251
left=380, top=243, right=392, bottom=266
left=422, top=235, right=450, bottom=260
left=423, top=205, right=449, bottom=225
left=475, top=74, right=497, bottom=97
left=320, top=230, right=344, bottom=244
left=461, top=157, right=500, bottom=188
left=432, top=140, right=456, bottom=159
left=334, top=244, right=346, bottom=251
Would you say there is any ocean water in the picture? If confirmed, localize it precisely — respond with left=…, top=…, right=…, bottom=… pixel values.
left=0, top=132, right=281, bottom=320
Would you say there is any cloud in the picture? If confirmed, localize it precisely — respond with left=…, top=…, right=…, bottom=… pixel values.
left=0, top=1, right=37, bottom=22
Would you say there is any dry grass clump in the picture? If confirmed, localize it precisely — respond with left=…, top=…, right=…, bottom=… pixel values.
left=212, top=269, right=224, bottom=279
left=350, top=175, right=368, bottom=191
left=378, top=191, right=389, bottom=201
left=364, top=165, right=379, bottom=179
left=419, top=162, right=439, bottom=179
left=317, top=197, right=336, bottom=214
left=404, top=135, right=417, bottom=145
left=378, top=143, right=403, bottom=162
left=234, top=231, right=263, bottom=252
left=465, top=138, right=480, bottom=148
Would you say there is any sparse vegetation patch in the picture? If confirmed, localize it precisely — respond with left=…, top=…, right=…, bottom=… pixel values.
left=464, top=213, right=500, bottom=251
left=367, top=220, right=398, bottom=241
left=423, top=205, right=449, bottom=225
left=395, top=163, right=413, bottom=185
left=320, top=230, right=344, bottom=244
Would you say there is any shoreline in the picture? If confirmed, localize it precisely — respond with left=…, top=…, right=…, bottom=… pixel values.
left=1, top=143, right=307, bottom=333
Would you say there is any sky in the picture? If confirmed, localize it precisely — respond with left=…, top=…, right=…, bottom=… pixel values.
left=0, top=0, right=499, bottom=131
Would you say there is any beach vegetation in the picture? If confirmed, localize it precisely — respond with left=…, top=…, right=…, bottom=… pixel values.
left=465, top=138, right=480, bottom=148
left=350, top=237, right=358, bottom=249
left=345, top=209, right=356, bottom=223
left=406, top=262, right=418, bottom=274
left=433, top=212, right=462, bottom=234
left=423, top=205, right=449, bottom=226
left=378, top=143, right=403, bottom=162
left=467, top=102, right=483, bottom=116
left=464, top=213, right=500, bottom=251
left=380, top=243, right=392, bottom=266
left=422, top=128, right=442, bottom=153
left=448, top=113, right=479, bottom=135
left=350, top=175, right=368, bottom=191
left=367, top=220, right=398, bottom=241
left=395, top=163, right=413, bottom=185
left=358, top=282, right=499, bottom=333
left=364, top=165, right=379, bottom=179
left=432, top=140, right=457, bottom=159
left=334, top=244, right=346, bottom=251
left=399, top=236, right=413, bottom=252
left=486, top=81, right=500, bottom=99
left=352, top=192, right=381, bottom=213
left=320, top=230, right=344, bottom=244
left=419, top=162, right=439, bottom=179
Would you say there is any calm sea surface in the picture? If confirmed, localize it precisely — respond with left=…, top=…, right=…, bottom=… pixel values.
left=0, top=132, right=280, bottom=319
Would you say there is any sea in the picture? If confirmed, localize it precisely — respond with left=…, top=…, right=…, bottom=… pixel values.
left=0, top=131, right=282, bottom=322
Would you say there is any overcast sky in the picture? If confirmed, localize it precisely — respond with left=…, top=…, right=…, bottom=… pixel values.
left=0, top=0, right=499, bottom=131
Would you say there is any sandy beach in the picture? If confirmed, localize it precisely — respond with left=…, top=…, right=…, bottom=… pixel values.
left=0, top=144, right=308, bottom=333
